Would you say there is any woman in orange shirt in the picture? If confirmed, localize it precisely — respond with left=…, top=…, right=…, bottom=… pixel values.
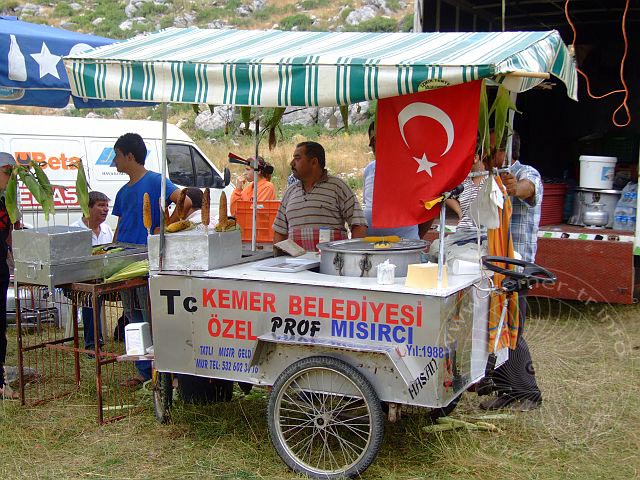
left=230, top=156, right=276, bottom=215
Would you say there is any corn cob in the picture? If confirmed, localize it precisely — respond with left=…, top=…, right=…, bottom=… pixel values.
left=104, top=260, right=149, bottom=283
left=143, top=192, right=152, bottom=234
left=364, top=235, right=401, bottom=244
left=214, top=191, right=230, bottom=231
left=176, top=189, right=187, bottom=220
left=201, top=188, right=210, bottom=228
left=166, top=220, right=192, bottom=233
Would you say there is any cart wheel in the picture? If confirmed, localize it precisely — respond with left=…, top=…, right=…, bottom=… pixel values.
left=429, top=394, right=461, bottom=420
left=153, top=372, right=173, bottom=424
left=267, top=356, right=384, bottom=479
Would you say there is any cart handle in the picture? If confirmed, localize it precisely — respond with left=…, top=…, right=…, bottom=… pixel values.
left=481, top=256, right=556, bottom=292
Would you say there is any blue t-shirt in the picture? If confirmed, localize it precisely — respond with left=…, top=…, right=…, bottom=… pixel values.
left=113, top=171, right=178, bottom=245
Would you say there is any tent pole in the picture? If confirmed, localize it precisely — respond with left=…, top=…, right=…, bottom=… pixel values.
left=437, top=202, right=447, bottom=287
left=252, top=110, right=260, bottom=252
left=159, top=102, right=168, bottom=271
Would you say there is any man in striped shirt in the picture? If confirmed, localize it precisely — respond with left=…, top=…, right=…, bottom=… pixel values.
left=273, top=141, right=367, bottom=251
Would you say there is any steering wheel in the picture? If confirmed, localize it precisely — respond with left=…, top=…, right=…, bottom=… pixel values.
left=481, top=255, right=557, bottom=292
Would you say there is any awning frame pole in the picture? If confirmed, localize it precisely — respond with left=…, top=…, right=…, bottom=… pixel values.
left=437, top=202, right=447, bottom=288
left=251, top=110, right=260, bottom=252
left=159, top=102, right=168, bottom=271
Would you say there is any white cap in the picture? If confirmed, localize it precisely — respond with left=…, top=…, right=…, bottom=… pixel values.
left=0, top=152, right=16, bottom=168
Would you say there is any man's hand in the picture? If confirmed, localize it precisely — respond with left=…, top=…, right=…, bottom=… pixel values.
left=500, top=172, right=535, bottom=203
left=500, top=172, right=518, bottom=196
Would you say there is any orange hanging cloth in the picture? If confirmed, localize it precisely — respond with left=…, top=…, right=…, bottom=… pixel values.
left=487, top=176, right=520, bottom=352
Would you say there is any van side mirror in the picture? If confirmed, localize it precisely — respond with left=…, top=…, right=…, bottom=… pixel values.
left=211, top=168, right=231, bottom=189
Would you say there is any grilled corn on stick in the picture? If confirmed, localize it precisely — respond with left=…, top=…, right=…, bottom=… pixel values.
left=143, top=192, right=152, bottom=235
left=202, top=188, right=210, bottom=229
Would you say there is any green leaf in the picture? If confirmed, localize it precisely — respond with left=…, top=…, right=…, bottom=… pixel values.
left=5, top=169, right=19, bottom=224
left=240, top=106, right=252, bottom=132
left=492, top=85, right=520, bottom=154
left=477, top=81, right=490, bottom=158
left=75, top=159, right=90, bottom=219
left=339, top=105, right=349, bottom=132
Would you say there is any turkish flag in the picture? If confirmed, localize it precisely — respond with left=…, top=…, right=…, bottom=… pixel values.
left=372, top=81, right=482, bottom=228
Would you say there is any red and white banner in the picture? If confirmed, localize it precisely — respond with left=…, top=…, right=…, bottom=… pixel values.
left=372, top=81, right=482, bottom=227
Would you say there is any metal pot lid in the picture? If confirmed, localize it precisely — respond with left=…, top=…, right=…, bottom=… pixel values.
left=575, top=187, right=622, bottom=194
left=318, top=238, right=428, bottom=253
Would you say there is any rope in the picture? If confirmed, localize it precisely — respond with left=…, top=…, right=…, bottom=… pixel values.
left=564, top=0, right=631, bottom=127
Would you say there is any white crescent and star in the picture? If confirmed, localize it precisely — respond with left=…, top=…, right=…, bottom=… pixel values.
left=397, top=102, right=455, bottom=177
left=30, top=42, right=62, bottom=79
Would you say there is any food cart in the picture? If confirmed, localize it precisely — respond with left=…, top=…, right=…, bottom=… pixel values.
left=63, top=28, right=577, bottom=477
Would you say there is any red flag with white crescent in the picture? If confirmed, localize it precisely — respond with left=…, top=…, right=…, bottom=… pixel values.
left=372, top=81, right=482, bottom=228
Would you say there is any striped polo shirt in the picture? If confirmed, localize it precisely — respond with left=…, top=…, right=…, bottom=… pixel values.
left=273, top=171, right=367, bottom=235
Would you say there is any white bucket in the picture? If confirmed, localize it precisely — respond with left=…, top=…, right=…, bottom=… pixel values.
left=579, top=155, right=617, bottom=189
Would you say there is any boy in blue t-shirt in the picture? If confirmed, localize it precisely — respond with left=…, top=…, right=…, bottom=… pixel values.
left=112, top=133, right=187, bottom=244
left=112, top=133, right=190, bottom=386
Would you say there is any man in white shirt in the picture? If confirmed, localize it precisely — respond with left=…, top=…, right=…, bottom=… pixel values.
left=70, top=191, right=114, bottom=245
left=70, top=191, right=114, bottom=352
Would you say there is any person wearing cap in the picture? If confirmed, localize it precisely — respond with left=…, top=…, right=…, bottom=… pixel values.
left=0, top=152, right=18, bottom=399
left=70, top=191, right=114, bottom=353
left=229, top=156, right=276, bottom=216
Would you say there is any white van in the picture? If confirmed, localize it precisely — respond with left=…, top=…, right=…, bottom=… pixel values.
left=0, top=113, right=233, bottom=228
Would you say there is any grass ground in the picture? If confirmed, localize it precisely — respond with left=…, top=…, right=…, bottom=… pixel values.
left=1, top=298, right=638, bottom=479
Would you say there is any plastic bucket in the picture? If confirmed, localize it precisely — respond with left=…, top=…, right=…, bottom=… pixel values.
left=579, top=155, right=617, bottom=189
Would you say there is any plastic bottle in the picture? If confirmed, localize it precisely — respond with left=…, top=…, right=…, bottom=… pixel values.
left=627, top=212, right=636, bottom=232
left=613, top=183, right=631, bottom=230
left=8, top=35, right=27, bottom=82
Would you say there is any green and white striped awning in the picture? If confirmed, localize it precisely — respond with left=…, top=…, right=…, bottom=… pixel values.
left=64, top=28, right=577, bottom=107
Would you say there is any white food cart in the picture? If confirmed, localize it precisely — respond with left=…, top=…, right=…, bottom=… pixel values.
left=64, top=28, right=576, bottom=478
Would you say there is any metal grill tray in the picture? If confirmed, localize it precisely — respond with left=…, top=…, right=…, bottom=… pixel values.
left=256, top=257, right=320, bottom=273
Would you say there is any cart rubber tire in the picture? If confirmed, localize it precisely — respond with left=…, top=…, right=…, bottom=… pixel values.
left=177, top=374, right=233, bottom=404
left=153, top=372, right=173, bottom=424
left=267, top=356, right=384, bottom=479
left=429, top=394, right=462, bottom=420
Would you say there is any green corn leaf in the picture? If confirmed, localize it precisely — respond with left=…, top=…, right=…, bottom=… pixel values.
left=31, top=161, right=55, bottom=218
left=18, top=166, right=53, bottom=221
left=492, top=85, right=520, bottom=156
left=75, top=159, right=90, bottom=219
left=5, top=169, right=19, bottom=224
left=477, top=80, right=490, bottom=158
left=240, top=106, right=252, bottom=132
left=262, top=107, right=286, bottom=150
left=339, top=105, right=349, bottom=132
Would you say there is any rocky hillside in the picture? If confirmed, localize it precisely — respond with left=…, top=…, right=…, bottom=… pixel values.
left=2, top=0, right=414, bottom=131
left=1, top=0, right=414, bottom=40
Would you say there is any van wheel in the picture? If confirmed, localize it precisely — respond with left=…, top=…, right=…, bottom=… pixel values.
left=267, top=356, right=384, bottom=479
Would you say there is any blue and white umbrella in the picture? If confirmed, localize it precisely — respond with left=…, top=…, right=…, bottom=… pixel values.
left=0, top=16, right=147, bottom=108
